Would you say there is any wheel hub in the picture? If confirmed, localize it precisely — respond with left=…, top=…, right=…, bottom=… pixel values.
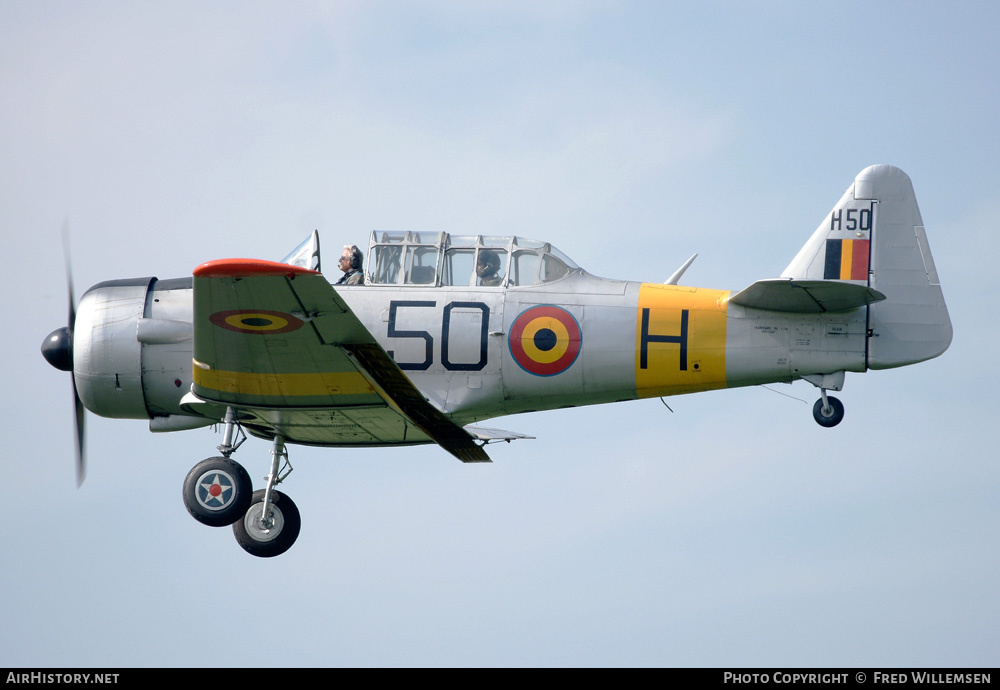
left=244, top=503, right=284, bottom=543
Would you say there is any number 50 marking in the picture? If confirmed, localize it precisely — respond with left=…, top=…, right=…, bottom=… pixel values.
left=387, top=300, right=490, bottom=371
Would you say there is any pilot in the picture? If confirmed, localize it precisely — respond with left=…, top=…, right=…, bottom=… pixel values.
left=336, top=245, right=364, bottom=285
left=476, top=250, right=502, bottom=286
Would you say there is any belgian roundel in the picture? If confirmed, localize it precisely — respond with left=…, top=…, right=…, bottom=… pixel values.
left=209, top=310, right=304, bottom=335
left=508, top=305, right=582, bottom=376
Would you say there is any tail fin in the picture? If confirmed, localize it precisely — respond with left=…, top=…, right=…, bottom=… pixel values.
left=783, top=165, right=952, bottom=369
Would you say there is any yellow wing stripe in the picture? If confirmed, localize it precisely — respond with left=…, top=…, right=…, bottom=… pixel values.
left=193, top=366, right=375, bottom=398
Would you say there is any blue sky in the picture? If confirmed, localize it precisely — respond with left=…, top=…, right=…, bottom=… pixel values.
left=2, top=1, right=997, bottom=667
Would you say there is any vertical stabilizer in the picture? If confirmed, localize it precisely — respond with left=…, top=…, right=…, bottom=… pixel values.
left=783, top=165, right=951, bottom=369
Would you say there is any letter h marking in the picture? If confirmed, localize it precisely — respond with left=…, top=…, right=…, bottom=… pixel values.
left=640, top=308, right=689, bottom=370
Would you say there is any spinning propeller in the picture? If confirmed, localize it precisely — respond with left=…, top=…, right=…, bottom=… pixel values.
left=40, top=221, right=86, bottom=486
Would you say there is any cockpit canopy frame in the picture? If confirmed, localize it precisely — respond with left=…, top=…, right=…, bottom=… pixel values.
left=365, top=231, right=578, bottom=288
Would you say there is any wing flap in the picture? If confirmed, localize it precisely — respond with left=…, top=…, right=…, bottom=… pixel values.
left=729, top=279, right=886, bottom=314
left=464, top=426, right=535, bottom=442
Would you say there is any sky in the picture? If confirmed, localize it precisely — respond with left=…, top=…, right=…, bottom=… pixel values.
left=2, top=0, right=997, bottom=668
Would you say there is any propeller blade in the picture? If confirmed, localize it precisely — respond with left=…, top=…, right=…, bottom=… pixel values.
left=62, top=219, right=86, bottom=486
left=62, top=219, right=76, bottom=327
left=74, top=375, right=86, bottom=487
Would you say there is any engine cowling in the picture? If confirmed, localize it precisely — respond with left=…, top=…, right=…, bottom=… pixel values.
left=71, top=277, right=197, bottom=421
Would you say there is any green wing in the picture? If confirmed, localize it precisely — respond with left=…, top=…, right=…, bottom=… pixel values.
left=189, top=258, right=489, bottom=462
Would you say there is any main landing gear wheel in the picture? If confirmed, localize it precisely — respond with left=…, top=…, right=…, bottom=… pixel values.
left=812, top=396, right=845, bottom=428
left=182, top=456, right=253, bottom=527
left=233, top=489, right=301, bottom=558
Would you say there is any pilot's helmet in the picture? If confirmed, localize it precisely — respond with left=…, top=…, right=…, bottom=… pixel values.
left=343, top=245, right=363, bottom=270
left=478, top=250, right=500, bottom=273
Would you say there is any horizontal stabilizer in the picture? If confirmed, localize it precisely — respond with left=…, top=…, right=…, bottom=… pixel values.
left=729, top=279, right=886, bottom=313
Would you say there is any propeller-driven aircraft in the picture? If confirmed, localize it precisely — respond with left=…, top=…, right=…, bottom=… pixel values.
left=41, top=165, right=951, bottom=557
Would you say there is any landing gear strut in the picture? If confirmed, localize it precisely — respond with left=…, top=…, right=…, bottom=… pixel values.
left=182, top=407, right=253, bottom=526
left=181, top=409, right=301, bottom=557
left=803, top=372, right=846, bottom=428
left=232, top=435, right=301, bottom=558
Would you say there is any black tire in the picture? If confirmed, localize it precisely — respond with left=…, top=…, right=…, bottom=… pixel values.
left=233, top=489, right=301, bottom=558
left=812, top=396, right=845, bottom=428
left=182, top=457, right=253, bottom=527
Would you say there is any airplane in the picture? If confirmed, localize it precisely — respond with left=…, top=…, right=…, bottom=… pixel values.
left=40, top=164, right=951, bottom=558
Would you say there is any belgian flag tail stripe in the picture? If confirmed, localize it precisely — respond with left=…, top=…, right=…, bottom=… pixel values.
left=824, top=239, right=870, bottom=280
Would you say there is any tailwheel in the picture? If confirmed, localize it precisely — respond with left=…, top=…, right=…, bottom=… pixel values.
left=182, top=456, right=253, bottom=527
left=812, top=395, right=845, bottom=428
left=233, top=489, right=301, bottom=558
